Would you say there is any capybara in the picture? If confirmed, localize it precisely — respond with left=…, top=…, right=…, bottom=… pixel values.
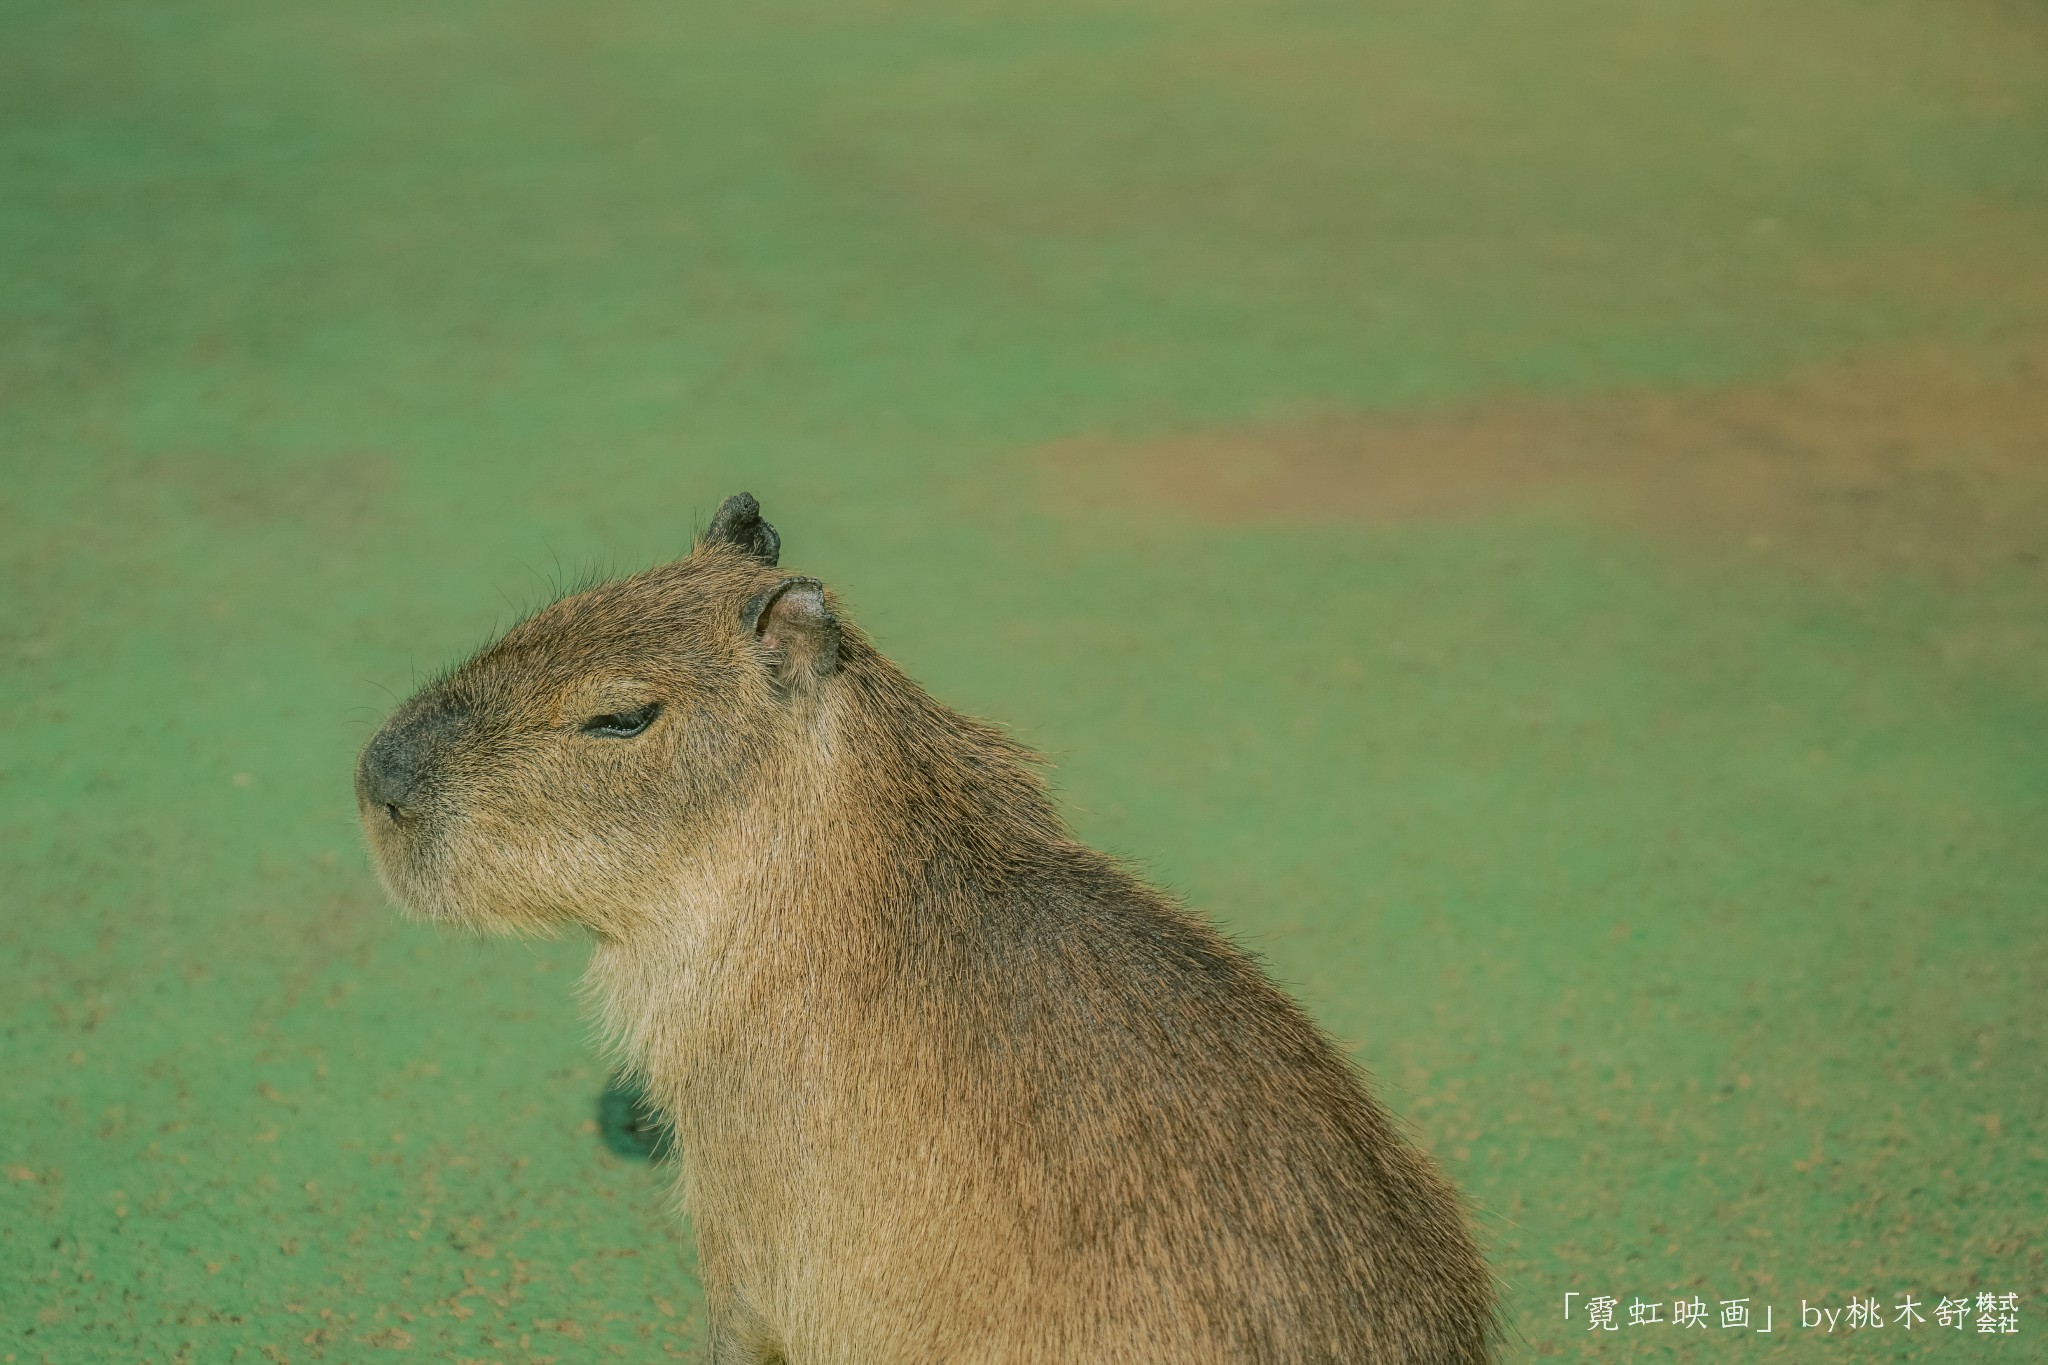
left=356, top=493, right=1495, bottom=1364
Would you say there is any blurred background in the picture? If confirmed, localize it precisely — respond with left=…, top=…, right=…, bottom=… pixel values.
left=4, top=0, right=2044, bottom=1359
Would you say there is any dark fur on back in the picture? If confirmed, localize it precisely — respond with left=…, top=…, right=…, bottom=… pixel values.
left=357, top=494, right=1496, bottom=1363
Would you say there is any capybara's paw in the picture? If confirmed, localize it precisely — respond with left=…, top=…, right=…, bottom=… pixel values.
left=596, top=1070, right=674, bottom=1162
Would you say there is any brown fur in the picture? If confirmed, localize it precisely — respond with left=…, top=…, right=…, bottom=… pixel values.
left=356, top=495, right=1496, bottom=1364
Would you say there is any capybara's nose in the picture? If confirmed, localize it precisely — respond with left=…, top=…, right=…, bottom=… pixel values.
left=358, top=704, right=467, bottom=818
left=357, top=725, right=420, bottom=817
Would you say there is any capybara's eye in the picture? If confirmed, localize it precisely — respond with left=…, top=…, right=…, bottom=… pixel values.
left=581, top=703, right=662, bottom=739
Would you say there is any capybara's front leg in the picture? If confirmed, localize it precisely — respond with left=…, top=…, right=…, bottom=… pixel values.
left=707, top=1321, right=777, bottom=1364
left=704, top=1289, right=782, bottom=1365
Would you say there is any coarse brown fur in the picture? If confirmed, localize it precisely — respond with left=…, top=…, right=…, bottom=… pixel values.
left=355, top=494, right=1497, bottom=1364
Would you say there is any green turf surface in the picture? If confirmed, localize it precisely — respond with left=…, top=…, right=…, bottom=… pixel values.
left=4, top=1, right=2044, bottom=1360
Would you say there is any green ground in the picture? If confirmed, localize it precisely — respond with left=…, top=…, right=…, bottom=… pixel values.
left=4, top=1, right=2045, bottom=1360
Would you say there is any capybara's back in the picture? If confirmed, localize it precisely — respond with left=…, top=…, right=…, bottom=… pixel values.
left=357, top=494, right=1496, bottom=1363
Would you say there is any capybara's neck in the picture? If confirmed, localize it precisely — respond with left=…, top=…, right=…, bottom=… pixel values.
left=829, top=634, right=1070, bottom=880
left=583, top=633, right=1069, bottom=1069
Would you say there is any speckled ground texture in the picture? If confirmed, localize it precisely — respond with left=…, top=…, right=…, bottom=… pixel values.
left=4, top=1, right=2045, bottom=1361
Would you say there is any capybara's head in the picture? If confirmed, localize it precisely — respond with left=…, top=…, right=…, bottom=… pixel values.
left=354, top=494, right=842, bottom=934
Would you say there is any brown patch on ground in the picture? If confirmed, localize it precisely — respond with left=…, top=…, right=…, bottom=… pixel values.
left=1043, top=340, right=2048, bottom=582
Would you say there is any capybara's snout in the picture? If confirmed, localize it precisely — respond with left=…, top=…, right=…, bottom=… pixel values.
left=356, top=698, right=470, bottom=823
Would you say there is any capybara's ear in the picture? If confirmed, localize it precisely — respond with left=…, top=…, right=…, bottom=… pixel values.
left=699, top=492, right=781, bottom=567
left=742, top=576, right=840, bottom=685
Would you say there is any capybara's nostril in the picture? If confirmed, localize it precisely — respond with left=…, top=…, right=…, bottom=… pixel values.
left=383, top=802, right=401, bottom=824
